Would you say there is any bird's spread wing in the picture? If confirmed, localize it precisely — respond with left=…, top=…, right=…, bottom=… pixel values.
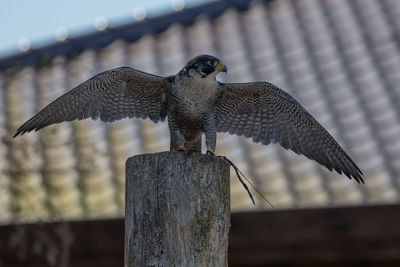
left=14, top=67, right=171, bottom=137
left=215, top=82, right=363, bottom=183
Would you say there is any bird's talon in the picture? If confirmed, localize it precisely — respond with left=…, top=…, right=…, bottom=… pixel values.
left=206, top=149, right=215, bottom=156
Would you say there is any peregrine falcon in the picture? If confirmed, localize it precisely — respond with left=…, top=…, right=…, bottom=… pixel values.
left=14, top=55, right=363, bottom=183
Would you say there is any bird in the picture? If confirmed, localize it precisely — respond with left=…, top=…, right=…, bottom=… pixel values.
left=13, top=54, right=364, bottom=183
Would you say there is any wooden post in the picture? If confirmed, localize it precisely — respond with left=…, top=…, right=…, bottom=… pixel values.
left=125, top=151, right=230, bottom=267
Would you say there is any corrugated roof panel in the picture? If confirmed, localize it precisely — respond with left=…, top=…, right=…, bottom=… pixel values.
left=322, top=0, right=400, bottom=203
left=353, top=0, right=400, bottom=181
left=266, top=0, right=332, bottom=207
left=6, top=67, right=49, bottom=221
left=66, top=50, right=120, bottom=218
left=291, top=0, right=367, bottom=205
left=158, top=24, right=188, bottom=71
left=1, top=0, right=399, bottom=221
left=36, top=57, right=83, bottom=219
left=247, top=3, right=314, bottom=207
left=98, top=40, right=138, bottom=212
left=185, top=16, right=218, bottom=58
left=0, top=74, right=12, bottom=222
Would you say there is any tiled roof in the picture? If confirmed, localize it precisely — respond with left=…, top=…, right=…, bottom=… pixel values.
left=1, top=0, right=400, bottom=222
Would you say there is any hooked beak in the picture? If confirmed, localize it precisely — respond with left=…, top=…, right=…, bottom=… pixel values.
left=217, top=62, right=227, bottom=73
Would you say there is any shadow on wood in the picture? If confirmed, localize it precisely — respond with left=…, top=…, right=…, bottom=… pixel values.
left=125, top=151, right=230, bottom=266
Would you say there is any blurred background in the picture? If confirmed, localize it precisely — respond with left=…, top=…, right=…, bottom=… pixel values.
left=1, top=0, right=400, bottom=266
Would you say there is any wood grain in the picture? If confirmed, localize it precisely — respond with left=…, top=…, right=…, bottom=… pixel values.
left=125, top=151, right=230, bottom=267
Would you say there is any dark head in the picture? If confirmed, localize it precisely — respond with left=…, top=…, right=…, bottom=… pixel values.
left=180, top=55, right=227, bottom=79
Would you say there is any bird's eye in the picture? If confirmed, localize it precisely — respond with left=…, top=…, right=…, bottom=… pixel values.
left=208, top=60, right=217, bottom=66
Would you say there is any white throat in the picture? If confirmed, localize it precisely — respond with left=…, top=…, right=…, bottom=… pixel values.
left=174, top=70, right=218, bottom=102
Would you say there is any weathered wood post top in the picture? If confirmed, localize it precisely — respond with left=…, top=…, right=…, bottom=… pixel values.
left=125, top=151, right=230, bottom=267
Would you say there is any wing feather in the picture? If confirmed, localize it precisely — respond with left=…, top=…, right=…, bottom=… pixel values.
left=215, top=82, right=363, bottom=183
left=14, top=67, right=171, bottom=137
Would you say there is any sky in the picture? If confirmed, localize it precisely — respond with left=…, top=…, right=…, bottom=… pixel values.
left=0, top=0, right=209, bottom=58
